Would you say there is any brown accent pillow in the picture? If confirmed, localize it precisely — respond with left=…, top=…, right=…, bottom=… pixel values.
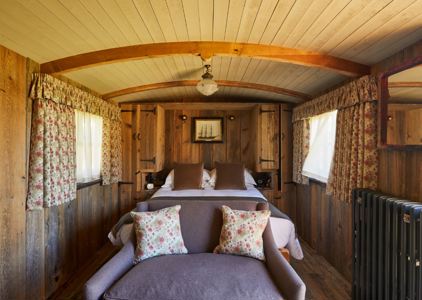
left=214, top=162, right=247, bottom=190
left=173, top=163, right=204, bottom=190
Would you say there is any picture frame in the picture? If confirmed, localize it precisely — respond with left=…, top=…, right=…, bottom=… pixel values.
left=192, top=117, right=224, bottom=143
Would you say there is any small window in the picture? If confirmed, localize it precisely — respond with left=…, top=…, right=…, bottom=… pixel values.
left=75, top=110, right=103, bottom=183
left=302, top=110, right=337, bottom=183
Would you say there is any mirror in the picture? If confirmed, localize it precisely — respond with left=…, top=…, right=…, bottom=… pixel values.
left=380, top=60, right=422, bottom=148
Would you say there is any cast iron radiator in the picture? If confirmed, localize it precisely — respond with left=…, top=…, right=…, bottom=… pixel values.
left=353, top=189, right=422, bottom=300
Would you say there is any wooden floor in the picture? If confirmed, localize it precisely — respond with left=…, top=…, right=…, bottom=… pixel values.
left=291, top=242, right=351, bottom=300
left=51, top=241, right=351, bottom=300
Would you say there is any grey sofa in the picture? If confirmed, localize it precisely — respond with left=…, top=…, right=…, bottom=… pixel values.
left=84, top=200, right=306, bottom=300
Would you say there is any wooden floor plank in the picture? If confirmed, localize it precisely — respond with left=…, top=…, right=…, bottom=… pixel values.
left=292, top=241, right=351, bottom=300
left=51, top=240, right=351, bottom=300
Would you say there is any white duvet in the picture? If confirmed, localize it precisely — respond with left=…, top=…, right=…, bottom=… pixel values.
left=110, top=186, right=303, bottom=260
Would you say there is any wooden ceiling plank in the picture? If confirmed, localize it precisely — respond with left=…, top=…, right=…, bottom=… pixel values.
left=235, top=0, right=262, bottom=42
left=166, top=0, right=189, bottom=41
left=258, top=0, right=296, bottom=44
left=40, top=41, right=370, bottom=76
left=182, top=0, right=201, bottom=40
left=59, top=0, right=118, bottom=49
left=359, top=17, right=422, bottom=64
left=149, top=0, right=178, bottom=42
left=80, top=0, right=131, bottom=46
left=295, top=0, right=351, bottom=49
left=213, top=0, right=230, bottom=40
left=283, top=0, right=333, bottom=48
left=271, top=0, right=314, bottom=46
left=102, top=80, right=312, bottom=100
left=331, top=0, right=416, bottom=60
left=225, top=0, right=247, bottom=41
left=132, top=0, right=166, bottom=43
left=198, top=0, right=214, bottom=40
left=116, top=0, right=154, bottom=43
left=246, top=0, right=278, bottom=43
left=307, top=0, right=370, bottom=50
left=348, top=1, right=422, bottom=63
left=320, top=0, right=394, bottom=53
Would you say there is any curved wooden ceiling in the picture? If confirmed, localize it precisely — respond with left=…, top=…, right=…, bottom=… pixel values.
left=0, top=0, right=421, bottom=103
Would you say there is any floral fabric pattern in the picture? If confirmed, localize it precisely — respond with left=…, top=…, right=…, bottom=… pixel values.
left=131, top=205, right=188, bottom=263
left=30, top=73, right=121, bottom=121
left=292, top=119, right=310, bottom=185
left=101, top=119, right=122, bottom=185
left=214, top=205, right=270, bottom=261
left=292, top=75, right=378, bottom=122
left=326, top=102, right=378, bottom=202
left=27, top=99, right=76, bottom=210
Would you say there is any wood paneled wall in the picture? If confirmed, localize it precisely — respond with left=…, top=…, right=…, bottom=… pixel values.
left=164, top=109, right=255, bottom=170
left=0, top=45, right=122, bottom=299
left=295, top=182, right=353, bottom=281
left=374, top=41, right=422, bottom=203
left=0, top=44, right=27, bottom=300
left=294, top=41, right=422, bottom=283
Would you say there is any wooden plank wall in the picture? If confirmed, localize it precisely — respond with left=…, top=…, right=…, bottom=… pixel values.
left=373, top=41, right=422, bottom=203
left=164, top=109, right=255, bottom=170
left=294, top=41, right=422, bottom=283
left=0, top=45, right=122, bottom=299
left=0, top=44, right=27, bottom=300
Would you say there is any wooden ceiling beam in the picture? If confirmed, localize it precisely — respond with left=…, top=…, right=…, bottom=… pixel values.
left=40, top=41, right=369, bottom=77
left=102, top=80, right=312, bottom=101
left=389, top=81, right=422, bottom=88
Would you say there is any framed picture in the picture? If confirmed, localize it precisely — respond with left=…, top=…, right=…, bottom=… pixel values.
left=192, top=117, right=224, bottom=143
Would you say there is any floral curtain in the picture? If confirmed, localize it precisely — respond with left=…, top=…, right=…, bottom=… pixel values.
left=102, top=118, right=122, bottom=185
left=27, top=99, right=76, bottom=210
left=292, top=119, right=310, bottom=185
left=326, top=102, right=378, bottom=202
left=292, top=75, right=379, bottom=202
left=27, top=74, right=122, bottom=209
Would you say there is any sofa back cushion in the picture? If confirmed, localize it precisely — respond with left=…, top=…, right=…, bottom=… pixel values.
left=137, top=200, right=262, bottom=253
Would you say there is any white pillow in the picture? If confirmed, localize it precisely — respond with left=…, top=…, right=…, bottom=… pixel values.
left=162, top=169, right=211, bottom=188
left=209, top=168, right=256, bottom=187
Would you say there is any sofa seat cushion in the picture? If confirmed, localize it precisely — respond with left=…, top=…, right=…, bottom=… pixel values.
left=104, top=253, right=283, bottom=300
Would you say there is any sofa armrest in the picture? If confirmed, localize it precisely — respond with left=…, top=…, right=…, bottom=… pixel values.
left=84, top=241, right=135, bottom=300
left=263, top=222, right=306, bottom=300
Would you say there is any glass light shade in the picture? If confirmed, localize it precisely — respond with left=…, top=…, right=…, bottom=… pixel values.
left=196, top=78, right=218, bottom=96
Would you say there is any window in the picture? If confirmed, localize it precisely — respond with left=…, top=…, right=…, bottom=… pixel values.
left=302, top=110, right=337, bottom=183
left=75, top=110, right=103, bottom=183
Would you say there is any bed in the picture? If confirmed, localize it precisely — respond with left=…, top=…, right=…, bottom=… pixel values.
left=110, top=185, right=304, bottom=260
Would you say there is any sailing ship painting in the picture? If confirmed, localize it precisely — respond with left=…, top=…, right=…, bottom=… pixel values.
left=192, top=118, right=223, bottom=143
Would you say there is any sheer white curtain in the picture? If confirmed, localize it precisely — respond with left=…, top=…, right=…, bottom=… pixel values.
left=75, top=110, right=103, bottom=183
left=302, top=110, right=337, bottom=183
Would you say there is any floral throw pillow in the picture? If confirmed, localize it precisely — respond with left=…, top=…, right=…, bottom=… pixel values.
left=214, top=205, right=270, bottom=261
left=130, top=205, right=188, bottom=264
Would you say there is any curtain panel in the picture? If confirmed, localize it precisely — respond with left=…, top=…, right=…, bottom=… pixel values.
left=292, top=75, right=379, bottom=202
left=27, top=74, right=122, bottom=209
left=27, top=99, right=77, bottom=210
left=292, top=120, right=310, bottom=185
left=326, top=102, right=378, bottom=202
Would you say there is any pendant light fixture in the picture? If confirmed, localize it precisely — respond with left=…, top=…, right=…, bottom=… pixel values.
left=196, top=64, right=218, bottom=96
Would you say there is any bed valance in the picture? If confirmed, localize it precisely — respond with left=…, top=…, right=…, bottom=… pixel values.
left=30, top=73, right=121, bottom=121
left=292, top=75, right=378, bottom=122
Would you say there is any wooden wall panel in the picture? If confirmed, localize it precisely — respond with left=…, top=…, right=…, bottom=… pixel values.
left=295, top=182, right=353, bottom=281
left=0, top=44, right=27, bottom=300
left=164, top=109, right=255, bottom=170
